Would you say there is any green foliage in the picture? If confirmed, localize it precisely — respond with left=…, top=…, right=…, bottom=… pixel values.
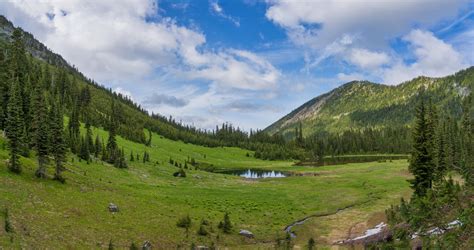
left=307, top=237, right=315, bottom=250
left=173, top=168, right=186, bottom=178
left=4, top=208, right=13, bottom=233
left=197, top=224, right=208, bottom=236
left=177, top=215, right=192, bottom=230
left=49, top=99, right=66, bottom=183
left=218, top=213, right=232, bottom=234
left=129, top=242, right=138, bottom=250
left=108, top=240, right=114, bottom=250
left=408, top=98, right=436, bottom=196
left=385, top=93, right=473, bottom=248
left=33, top=84, right=50, bottom=178
left=5, top=78, right=24, bottom=174
left=267, top=69, right=474, bottom=141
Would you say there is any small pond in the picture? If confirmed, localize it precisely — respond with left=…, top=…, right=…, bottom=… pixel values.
left=222, top=169, right=287, bottom=179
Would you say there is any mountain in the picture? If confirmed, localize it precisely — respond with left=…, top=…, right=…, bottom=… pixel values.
left=265, top=68, right=474, bottom=138
left=0, top=16, right=72, bottom=70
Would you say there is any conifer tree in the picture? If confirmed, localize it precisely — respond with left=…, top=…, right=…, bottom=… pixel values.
left=408, top=99, right=435, bottom=196
left=106, top=100, right=119, bottom=164
left=79, top=136, right=90, bottom=163
left=434, top=120, right=447, bottom=182
left=33, top=85, right=50, bottom=178
left=50, top=99, right=66, bottom=182
left=0, top=47, right=8, bottom=129
left=5, top=78, right=24, bottom=173
left=94, top=135, right=101, bottom=158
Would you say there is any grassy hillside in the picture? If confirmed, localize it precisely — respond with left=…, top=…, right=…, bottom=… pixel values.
left=0, top=125, right=412, bottom=248
left=266, top=68, right=473, bottom=138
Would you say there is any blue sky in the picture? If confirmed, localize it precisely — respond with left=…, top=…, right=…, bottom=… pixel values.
left=1, top=0, right=473, bottom=130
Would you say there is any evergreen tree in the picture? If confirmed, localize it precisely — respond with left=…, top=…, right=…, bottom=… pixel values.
left=33, top=85, right=50, bottom=178
left=130, top=151, right=134, bottom=161
left=50, top=99, right=67, bottom=182
left=5, top=78, right=24, bottom=173
left=94, top=135, right=102, bottom=158
left=434, top=120, right=447, bottom=183
left=0, top=46, right=8, bottom=129
left=79, top=136, right=90, bottom=162
left=308, top=237, right=315, bottom=250
left=106, top=100, right=119, bottom=165
left=408, top=99, right=435, bottom=197
left=219, top=212, right=232, bottom=234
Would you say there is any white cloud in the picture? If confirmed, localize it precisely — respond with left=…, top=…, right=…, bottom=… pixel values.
left=185, top=49, right=280, bottom=90
left=114, top=87, right=134, bottom=101
left=1, top=0, right=275, bottom=91
left=382, top=29, right=466, bottom=84
left=0, top=0, right=282, bottom=130
left=266, top=0, right=466, bottom=49
left=337, top=72, right=365, bottom=82
left=348, top=49, right=390, bottom=70
left=265, top=0, right=469, bottom=74
left=210, top=1, right=240, bottom=27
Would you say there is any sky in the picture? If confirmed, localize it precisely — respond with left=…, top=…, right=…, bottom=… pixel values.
left=1, top=0, right=473, bottom=130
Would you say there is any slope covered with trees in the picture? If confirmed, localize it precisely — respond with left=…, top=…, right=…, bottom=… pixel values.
left=266, top=69, right=474, bottom=140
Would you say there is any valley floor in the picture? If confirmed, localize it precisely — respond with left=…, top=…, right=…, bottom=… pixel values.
left=0, top=127, right=412, bottom=249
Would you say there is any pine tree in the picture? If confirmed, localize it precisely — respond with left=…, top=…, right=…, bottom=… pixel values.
left=94, top=135, right=101, bottom=158
left=0, top=46, right=8, bottom=129
left=79, top=136, right=90, bottom=162
left=5, top=78, right=24, bottom=173
left=85, top=123, right=94, bottom=152
left=434, top=120, right=447, bottom=183
left=106, top=100, right=119, bottom=165
left=50, top=99, right=67, bottom=182
left=408, top=99, right=436, bottom=197
left=308, top=237, right=315, bottom=250
left=130, top=151, right=134, bottom=161
left=33, top=85, right=50, bottom=178
left=220, top=212, right=232, bottom=234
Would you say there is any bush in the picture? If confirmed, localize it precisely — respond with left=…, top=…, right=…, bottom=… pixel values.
left=173, top=168, right=186, bottom=177
left=219, top=212, right=232, bottom=234
left=197, top=225, right=208, bottom=236
left=4, top=208, right=13, bottom=233
left=177, top=215, right=192, bottom=230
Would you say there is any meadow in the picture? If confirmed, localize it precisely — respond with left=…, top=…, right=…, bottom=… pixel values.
left=0, top=126, right=412, bottom=249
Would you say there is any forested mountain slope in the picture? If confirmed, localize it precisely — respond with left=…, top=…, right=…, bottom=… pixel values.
left=0, top=15, right=248, bottom=148
left=266, top=68, right=473, bottom=139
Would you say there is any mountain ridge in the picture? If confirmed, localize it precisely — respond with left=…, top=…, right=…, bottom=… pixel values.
left=265, top=68, right=473, bottom=138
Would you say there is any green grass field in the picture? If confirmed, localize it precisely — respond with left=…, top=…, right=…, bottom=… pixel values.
left=0, top=126, right=412, bottom=249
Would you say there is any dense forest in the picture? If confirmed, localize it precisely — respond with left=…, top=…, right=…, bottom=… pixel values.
left=381, top=93, right=473, bottom=248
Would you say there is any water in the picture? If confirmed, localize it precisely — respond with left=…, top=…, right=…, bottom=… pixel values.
left=223, top=169, right=287, bottom=179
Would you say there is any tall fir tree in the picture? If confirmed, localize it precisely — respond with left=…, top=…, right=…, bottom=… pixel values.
left=50, top=99, right=67, bottom=182
left=33, top=85, right=50, bottom=178
left=106, top=100, right=119, bottom=165
left=408, top=98, right=436, bottom=196
left=5, top=78, right=24, bottom=173
left=0, top=47, right=8, bottom=129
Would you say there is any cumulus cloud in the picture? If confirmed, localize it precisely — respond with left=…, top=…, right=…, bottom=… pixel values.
left=265, top=0, right=469, bottom=76
left=266, top=0, right=466, bottom=49
left=144, top=93, right=189, bottom=107
left=185, top=49, right=280, bottom=90
left=382, top=29, right=466, bottom=84
left=348, top=49, right=390, bottom=70
left=0, top=0, right=276, bottom=91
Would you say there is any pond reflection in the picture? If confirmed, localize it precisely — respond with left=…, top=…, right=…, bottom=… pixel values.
left=223, top=169, right=287, bottom=179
